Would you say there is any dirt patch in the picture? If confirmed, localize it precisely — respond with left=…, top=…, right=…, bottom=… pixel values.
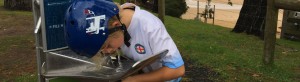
left=182, top=61, right=222, bottom=82
left=0, top=14, right=33, bottom=37
left=292, top=67, right=300, bottom=81
left=181, top=54, right=222, bottom=82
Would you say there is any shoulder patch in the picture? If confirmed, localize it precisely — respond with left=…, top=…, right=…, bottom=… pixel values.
left=135, top=44, right=146, bottom=54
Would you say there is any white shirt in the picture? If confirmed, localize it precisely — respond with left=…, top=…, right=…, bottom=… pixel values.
left=120, top=5, right=184, bottom=82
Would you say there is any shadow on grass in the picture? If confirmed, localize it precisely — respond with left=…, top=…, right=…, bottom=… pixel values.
left=182, top=57, right=223, bottom=82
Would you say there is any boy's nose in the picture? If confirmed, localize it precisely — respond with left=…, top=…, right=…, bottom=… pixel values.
left=101, top=48, right=116, bottom=55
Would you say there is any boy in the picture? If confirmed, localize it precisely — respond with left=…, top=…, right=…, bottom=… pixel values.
left=65, top=0, right=184, bottom=82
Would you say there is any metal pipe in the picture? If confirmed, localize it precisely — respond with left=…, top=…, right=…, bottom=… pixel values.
left=34, top=17, right=41, bottom=34
left=48, top=52, right=96, bottom=65
left=32, top=0, right=44, bottom=81
left=34, top=0, right=40, bottom=6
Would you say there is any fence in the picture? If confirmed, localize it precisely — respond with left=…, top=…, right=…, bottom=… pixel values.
left=263, top=0, right=300, bottom=65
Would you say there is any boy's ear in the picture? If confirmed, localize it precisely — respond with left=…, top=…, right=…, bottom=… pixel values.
left=112, top=20, right=122, bottom=27
left=121, top=3, right=136, bottom=9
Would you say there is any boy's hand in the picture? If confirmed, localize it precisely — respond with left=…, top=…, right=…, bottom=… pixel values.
left=122, top=76, right=137, bottom=82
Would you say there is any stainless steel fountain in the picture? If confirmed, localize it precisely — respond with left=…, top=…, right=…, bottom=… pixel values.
left=42, top=49, right=167, bottom=81
left=32, top=0, right=168, bottom=81
left=43, top=49, right=135, bottom=81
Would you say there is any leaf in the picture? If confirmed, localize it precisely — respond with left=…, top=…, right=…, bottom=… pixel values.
left=252, top=73, right=260, bottom=77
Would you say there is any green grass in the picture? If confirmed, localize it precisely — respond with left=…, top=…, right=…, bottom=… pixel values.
left=0, top=35, right=33, bottom=54
left=12, top=74, right=37, bottom=82
left=1, top=0, right=299, bottom=81
left=113, top=0, right=120, bottom=3
left=165, top=16, right=300, bottom=81
left=0, top=0, right=2, bottom=5
left=48, top=78, right=79, bottom=82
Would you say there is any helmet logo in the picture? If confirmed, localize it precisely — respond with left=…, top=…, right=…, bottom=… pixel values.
left=84, top=9, right=95, bottom=16
left=85, top=14, right=106, bottom=35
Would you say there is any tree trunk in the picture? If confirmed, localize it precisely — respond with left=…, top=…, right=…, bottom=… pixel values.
left=232, top=0, right=267, bottom=39
left=4, top=0, right=32, bottom=11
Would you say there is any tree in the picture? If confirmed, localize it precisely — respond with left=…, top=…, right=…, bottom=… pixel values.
left=137, top=0, right=188, bottom=18
left=231, top=0, right=267, bottom=39
left=4, top=0, right=32, bottom=11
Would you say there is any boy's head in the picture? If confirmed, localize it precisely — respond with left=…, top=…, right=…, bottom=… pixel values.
left=65, top=0, right=124, bottom=58
left=100, top=16, right=125, bottom=55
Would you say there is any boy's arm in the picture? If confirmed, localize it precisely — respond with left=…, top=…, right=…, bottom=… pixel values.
left=122, top=65, right=185, bottom=82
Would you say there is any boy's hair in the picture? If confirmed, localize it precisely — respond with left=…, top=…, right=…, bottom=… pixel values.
left=108, top=16, right=118, bottom=29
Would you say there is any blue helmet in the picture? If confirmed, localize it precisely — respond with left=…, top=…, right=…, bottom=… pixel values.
left=65, top=0, right=119, bottom=58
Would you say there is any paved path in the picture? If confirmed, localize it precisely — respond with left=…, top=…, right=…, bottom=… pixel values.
left=186, top=0, right=242, bottom=10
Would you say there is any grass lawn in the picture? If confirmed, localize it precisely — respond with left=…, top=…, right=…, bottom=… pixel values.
left=0, top=0, right=36, bottom=82
left=1, top=0, right=299, bottom=82
left=165, top=16, right=300, bottom=81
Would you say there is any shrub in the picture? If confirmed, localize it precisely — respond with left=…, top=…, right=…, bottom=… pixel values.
left=137, top=0, right=188, bottom=18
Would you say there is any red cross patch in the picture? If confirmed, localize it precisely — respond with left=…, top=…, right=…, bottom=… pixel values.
left=135, top=44, right=146, bottom=54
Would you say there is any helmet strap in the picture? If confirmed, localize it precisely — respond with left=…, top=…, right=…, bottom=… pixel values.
left=116, top=14, right=131, bottom=47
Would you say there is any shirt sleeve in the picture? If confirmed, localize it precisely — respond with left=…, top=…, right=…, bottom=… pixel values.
left=145, top=20, right=184, bottom=69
